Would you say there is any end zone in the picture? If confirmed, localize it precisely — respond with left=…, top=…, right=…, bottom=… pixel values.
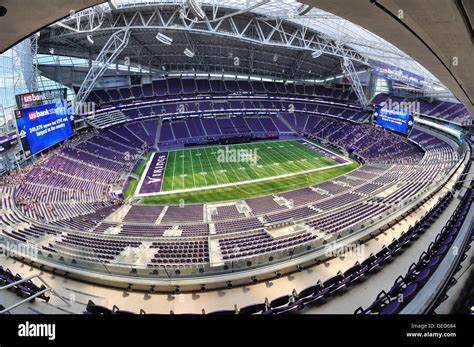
left=135, top=152, right=168, bottom=196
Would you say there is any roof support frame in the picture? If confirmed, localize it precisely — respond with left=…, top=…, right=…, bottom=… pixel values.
left=44, top=6, right=369, bottom=66
left=75, top=28, right=131, bottom=104
left=341, top=57, right=368, bottom=108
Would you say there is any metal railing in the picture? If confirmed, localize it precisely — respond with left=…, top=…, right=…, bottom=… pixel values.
left=0, top=273, right=70, bottom=314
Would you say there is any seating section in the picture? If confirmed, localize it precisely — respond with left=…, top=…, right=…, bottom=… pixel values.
left=219, top=230, right=317, bottom=261
left=0, top=77, right=466, bottom=280
left=12, top=124, right=150, bottom=225
left=215, top=217, right=264, bottom=234
left=308, top=115, right=424, bottom=164
left=356, top=188, right=473, bottom=314
left=372, top=93, right=471, bottom=124
left=88, top=79, right=359, bottom=111
left=82, top=77, right=370, bottom=130
left=43, top=234, right=142, bottom=264
left=2, top=116, right=460, bottom=272
left=161, top=205, right=204, bottom=224
left=211, top=205, right=246, bottom=221
left=123, top=205, right=164, bottom=224
left=0, top=266, right=51, bottom=303
left=149, top=240, right=209, bottom=266
left=81, top=187, right=473, bottom=315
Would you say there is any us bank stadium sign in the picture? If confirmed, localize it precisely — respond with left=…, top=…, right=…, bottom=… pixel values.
left=369, top=60, right=424, bottom=88
left=15, top=88, right=67, bottom=110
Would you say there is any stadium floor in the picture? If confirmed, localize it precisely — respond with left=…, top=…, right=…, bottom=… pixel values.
left=133, top=139, right=357, bottom=204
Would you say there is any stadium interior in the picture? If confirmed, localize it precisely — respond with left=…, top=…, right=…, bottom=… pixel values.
left=0, top=0, right=472, bottom=318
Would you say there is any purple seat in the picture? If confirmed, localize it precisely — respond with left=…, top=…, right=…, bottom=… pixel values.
left=238, top=303, right=267, bottom=314
left=401, top=282, right=418, bottom=302
left=412, top=268, right=431, bottom=286
left=380, top=300, right=400, bottom=315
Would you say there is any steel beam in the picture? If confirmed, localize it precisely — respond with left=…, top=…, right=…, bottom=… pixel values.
left=45, top=6, right=369, bottom=66
left=75, top=28, right=131, bottom=105
left=341, top=57, right=369, bottom=108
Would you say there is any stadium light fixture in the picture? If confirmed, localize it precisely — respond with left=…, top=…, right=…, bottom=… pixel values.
left=156, top=32, right=173, bottom=45
left=109, top=0, right=118, bottom=10
left=87, top=35, right=94, bottom=45
left=297, top=4, right=313, bottom=16
left=343, top=57, right=350, bottom=68
left=179, top=6, right=186, bottom=19
left=311, top=50, right=323, bottom=59
left=184, top=48, right=195, bottom=58
left=187, top=0, right=206, bottom=20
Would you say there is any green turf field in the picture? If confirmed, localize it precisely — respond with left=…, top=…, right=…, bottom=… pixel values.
left=132, top=140, right=358, bottom=204
left=159, top=140, right=340, bottom=192
left=124, top=152, right=151, bottom=199
left=139, top=161, right=358, bottom=204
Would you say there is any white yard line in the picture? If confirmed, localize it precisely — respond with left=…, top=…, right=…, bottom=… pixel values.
left=161, top=138, right=294, bottom=153
left=246, top=142, right=280, bottom=177
left=202, top=147, right=222, bottom=185
left=300, top=138, right=349, bottom=164
left=136, top=161, right=352, bottom=197
left=269, top=143, right=305, bottom=173
left=181, top=149, right=185, bottom=189
left=171, top=150, right=178, bottom=190
left=258, top=148, right=283, bottom=177
left=211, top=149, right=234, bottom=184
left=229, top=143, right=255, bottom=181
left=195, top=148, right=209, bottom=187
left=189, top=149, right=197, bottom=188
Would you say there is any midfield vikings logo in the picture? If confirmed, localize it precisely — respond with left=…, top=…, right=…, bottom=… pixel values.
left=217, top=147, right=260, bottom=166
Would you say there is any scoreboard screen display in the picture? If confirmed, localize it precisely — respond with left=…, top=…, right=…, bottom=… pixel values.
left=373, top=105, right=414, bottom=135
left=16, top=102, right=74, bottom=157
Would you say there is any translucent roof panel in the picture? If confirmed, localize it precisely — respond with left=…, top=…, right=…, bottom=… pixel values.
left=103, top=0, right=439, bottom=83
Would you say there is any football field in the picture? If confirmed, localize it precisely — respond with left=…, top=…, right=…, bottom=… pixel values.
left=134, top=139, right=356, bottom=203
left=160, top=140, right=341, bottom=192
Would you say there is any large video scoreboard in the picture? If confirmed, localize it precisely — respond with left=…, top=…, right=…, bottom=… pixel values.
left=14, top=88, right=73, bottom=158
left=373, top=105, right=414, bottom=136
left=16, top=102, right=74, bottom=157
